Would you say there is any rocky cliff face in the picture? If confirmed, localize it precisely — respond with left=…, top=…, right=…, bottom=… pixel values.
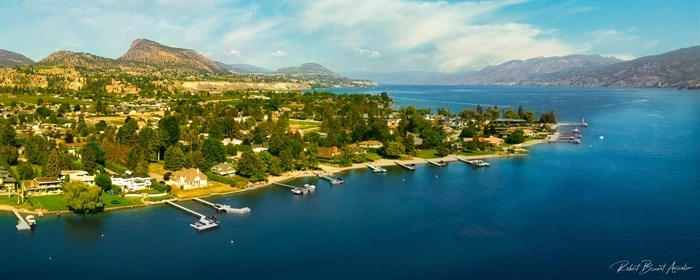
left=119, top=39, right=227, bottom=74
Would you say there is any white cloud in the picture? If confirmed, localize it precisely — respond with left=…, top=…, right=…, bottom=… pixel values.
left=358, top=49, right=381, bottom=58
left=225, top=49, right=241, bottom=57
left=272, top=50, right=286, bottom=57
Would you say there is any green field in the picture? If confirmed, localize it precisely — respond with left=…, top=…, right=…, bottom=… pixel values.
left=289, top=119, right=321, bottom=130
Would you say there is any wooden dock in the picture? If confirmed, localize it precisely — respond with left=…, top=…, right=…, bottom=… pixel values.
left=165, top=200, right=219, bottom=231
left=394, top=161, right=416, bottom=171
left=317, top=173, right=344, bottom=185
left=366, top=163, right=387, bottom=173
left=12, top=208, right=32, bottom=231
left=192, top=198, right=251, bottom=214
left=426, top=159, right=446, bottom=167
left=273, top=182, right=316, bottom=195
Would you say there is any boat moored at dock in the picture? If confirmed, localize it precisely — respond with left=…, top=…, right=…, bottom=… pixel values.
left=366, top=163, right=387, bottom=173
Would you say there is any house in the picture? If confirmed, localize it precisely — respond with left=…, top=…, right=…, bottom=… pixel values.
left=23, top=177, right=62, bottom=196
left=170, top=168, right=208, bottom=190
left=0, top=167, right=18, bottom=193
left=60, top=170, right=95, bottom=185
left=357, top=140, right=383, bottom=149
left=317, top=146, right=342, bottom=160
left=111, top=171, right=152, bottom=192
left=211, top=162, right=236, bottom=176
left=345, top=144, right=367, bottom=156
left=465, top=136, right=504, bottom=146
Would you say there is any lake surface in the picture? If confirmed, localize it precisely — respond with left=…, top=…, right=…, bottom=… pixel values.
left=2, top=86, right=699, bottom=280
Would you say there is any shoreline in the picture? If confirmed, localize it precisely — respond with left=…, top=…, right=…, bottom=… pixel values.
left=1, top=138, right=549, bottom=216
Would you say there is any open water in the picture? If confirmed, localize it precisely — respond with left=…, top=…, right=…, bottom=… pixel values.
left=1, top=86, right=699, bottom=279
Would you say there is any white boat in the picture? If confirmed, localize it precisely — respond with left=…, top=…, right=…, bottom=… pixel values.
left=599, top=135, right=604, bottom=140
left=572, top=128, right=580, bottom=133
left=291, top=188, right=304, bottom=195
left=466, top=160, right=490, bottom=167
left=304, top=184, right=316, bottom=190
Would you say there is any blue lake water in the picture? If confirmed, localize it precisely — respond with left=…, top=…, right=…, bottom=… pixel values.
left=2, top=86, right=699, bottom=279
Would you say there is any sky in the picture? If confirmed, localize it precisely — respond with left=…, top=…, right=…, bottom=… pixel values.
left=1, top=0, right=698, bottom=73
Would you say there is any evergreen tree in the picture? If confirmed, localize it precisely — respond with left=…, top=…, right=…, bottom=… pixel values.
left=81, top=141, right=105, bottom=173
left=201, top=137, right=226, bottom=165
left=164, top=145, right=185, bottom=171
left=17, top=161, right=35, bottom=180
left=0, top=123, right=16, bottom=146
left=117, top=117, right=139, bottom=145
left=45, top=149, right=61, bottom=177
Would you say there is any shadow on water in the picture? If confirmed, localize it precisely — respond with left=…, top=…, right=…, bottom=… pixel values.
left=63, top=213, right=104, bottom=243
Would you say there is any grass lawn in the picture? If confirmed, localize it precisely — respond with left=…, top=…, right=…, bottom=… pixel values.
left=27, top=195, right=69, bottom=212
left=364, top=152, right=382, bottom=161
left=102, top=193, right=143, bottom=208
left=416, top=149, right=440, bottom=159
left=289, top=119, right=321, bottom=130
left=146, top=195, right=173, bottom=202
left=148, top=162, right=168, bottom=176
left=0, top=194, right=20, bottom=206
left=171, top=181, right=242, bottom=199
left=458, top=150, right=495, bottom=156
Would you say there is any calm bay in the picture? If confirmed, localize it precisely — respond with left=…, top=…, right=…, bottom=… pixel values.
left=1, top=85, right=698, bottom=279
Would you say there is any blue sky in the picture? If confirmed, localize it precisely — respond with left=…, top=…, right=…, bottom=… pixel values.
left=1, top=0, right=698, bottom=72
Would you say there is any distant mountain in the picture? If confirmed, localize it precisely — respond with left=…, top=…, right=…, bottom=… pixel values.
left=119, top=39, right=227, bottom=74
left=40, top=51, right=118, bottom=69
left=342, top=71, right=450, bottom=85
left=567, top=46, right=700, bottom=89
left=0, top=49, right=35, bottom=67
left=274, top=63, right=339, bottom=77
left=450, top=54, right=622, bottom=85
left=217, top=62, right=271, bottom=74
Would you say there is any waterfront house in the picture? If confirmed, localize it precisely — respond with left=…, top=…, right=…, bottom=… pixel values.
left=60, top=170, right=95, bottom=185
left=0, top=167, right=18, bottom=194
left=111, top=171, right=152, bottom=192
left=170, top=168, right=208, bottom=190
left=22, top=177, right=62, bottom=196
left=317, top=146, right=342, bottom=160
left=211, top=162, right=236, bottom=176
left=357, top=140, right=383, bottom=149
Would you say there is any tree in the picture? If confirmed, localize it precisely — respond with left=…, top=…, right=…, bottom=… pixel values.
left=382, top=141, right=405, bottom=158
left=117, top=117, right=139, bottom=145
left=0, top=123, right=16, bottom=146
left=189, top=150, right=209, bottom=171
left=503, top=109, right=519, bottom=119
left=459, top=126, right=478, bottom=138
left=539, top=111, right=557, bottom=124
left=81, top=141, right=105, bottom=173
left=95, top=173, right=112, bottom=191
left=17, top=161, right=35, bottom=180
left=45, top=149, right=61, bottom=177
left=506, top=129, right=526, bottom=144
left=237, top=150, right=267, bottom=182
left=158, top=116, right=181, bottom=147
left=201, top=137, right=226, bottom=165
left=164, top=145, right=185, bottom=171
left=63, top=181, right=104, bottom=213
left=0, top=145, right=18, bottom=165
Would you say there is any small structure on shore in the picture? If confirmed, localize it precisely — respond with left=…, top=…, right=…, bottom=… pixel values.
left=426, top=159, right=446, bottom=167
left=394, top=161, right=416, bottom=171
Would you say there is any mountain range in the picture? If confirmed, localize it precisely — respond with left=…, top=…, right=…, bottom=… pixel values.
left=1, top=40, right=698, bottom=89
left=347, top=46, right=700, bottom=89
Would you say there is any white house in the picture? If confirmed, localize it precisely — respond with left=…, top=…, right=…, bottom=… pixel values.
left=111, top=171, right=152, bottom=192
left=60, top=170, right=95, bottom=185
left=170, top=168, right=208, bottom=190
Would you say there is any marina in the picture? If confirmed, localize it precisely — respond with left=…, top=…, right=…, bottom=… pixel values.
left=394, top=161, right=416, bottom=171
left=193, top=198, right=251, bottom=214
left=425, top=159, right=447, bottom=167
left=165, top=200, right=219, bottom=231
left=365, top=163, right=387, bottom=173
left=273, top=182, right=316, bottom=195
left=317, top=173, right=344, bottom=185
